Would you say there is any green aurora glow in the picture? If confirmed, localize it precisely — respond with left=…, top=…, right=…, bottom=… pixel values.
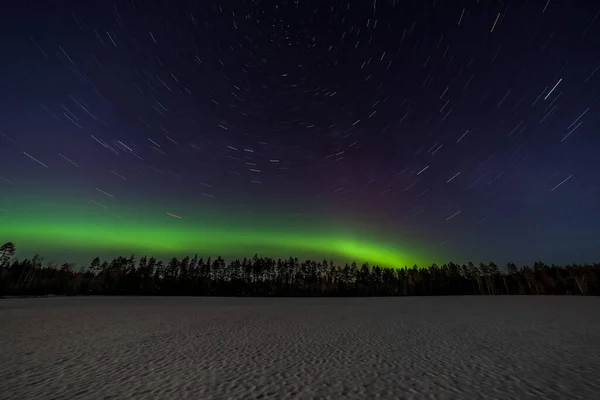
left=0, top=194, right=434, bottom=267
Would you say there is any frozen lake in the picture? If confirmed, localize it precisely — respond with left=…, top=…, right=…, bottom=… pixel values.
left=1, top=296, right=599, bottom=400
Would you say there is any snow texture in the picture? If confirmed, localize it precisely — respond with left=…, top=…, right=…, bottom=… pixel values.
left=1, top=296, right=599, bottom=400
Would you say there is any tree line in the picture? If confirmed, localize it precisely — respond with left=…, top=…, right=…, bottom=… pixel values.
left=0, top=242, right=598, bottom=296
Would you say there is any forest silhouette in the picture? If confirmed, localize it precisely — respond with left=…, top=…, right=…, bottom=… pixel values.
left=1, top=242, right=598, bottom=296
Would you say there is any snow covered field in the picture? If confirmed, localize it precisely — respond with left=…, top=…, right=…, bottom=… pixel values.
left=1, top=296, right=599, bottom=400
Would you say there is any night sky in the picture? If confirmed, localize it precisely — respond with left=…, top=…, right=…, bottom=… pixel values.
left=1, top=0, right=600, bottom=268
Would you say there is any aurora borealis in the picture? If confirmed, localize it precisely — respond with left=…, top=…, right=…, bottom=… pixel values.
left=1, top=193, right=427, bottom=267
left=1, top=0, right=600, bottom=267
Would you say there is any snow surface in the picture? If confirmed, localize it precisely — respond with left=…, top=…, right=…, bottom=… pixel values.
left=1, top=296, right=599, bottom=400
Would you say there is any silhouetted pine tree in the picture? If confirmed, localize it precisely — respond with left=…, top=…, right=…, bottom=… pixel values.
left=1, top=242, right=599, bottom=297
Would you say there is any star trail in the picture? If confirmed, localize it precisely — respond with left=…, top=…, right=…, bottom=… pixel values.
left=1, top=0, right=600, bottom=267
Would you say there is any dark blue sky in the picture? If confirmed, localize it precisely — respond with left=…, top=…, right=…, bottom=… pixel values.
left=1, top=0, right=600, bottom=266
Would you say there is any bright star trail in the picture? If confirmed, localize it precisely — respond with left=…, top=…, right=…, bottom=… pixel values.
left=1, top=0, right=599, bottom=267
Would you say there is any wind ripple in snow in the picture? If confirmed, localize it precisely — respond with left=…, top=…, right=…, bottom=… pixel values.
left=1, top=296, right=599, bottom=400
